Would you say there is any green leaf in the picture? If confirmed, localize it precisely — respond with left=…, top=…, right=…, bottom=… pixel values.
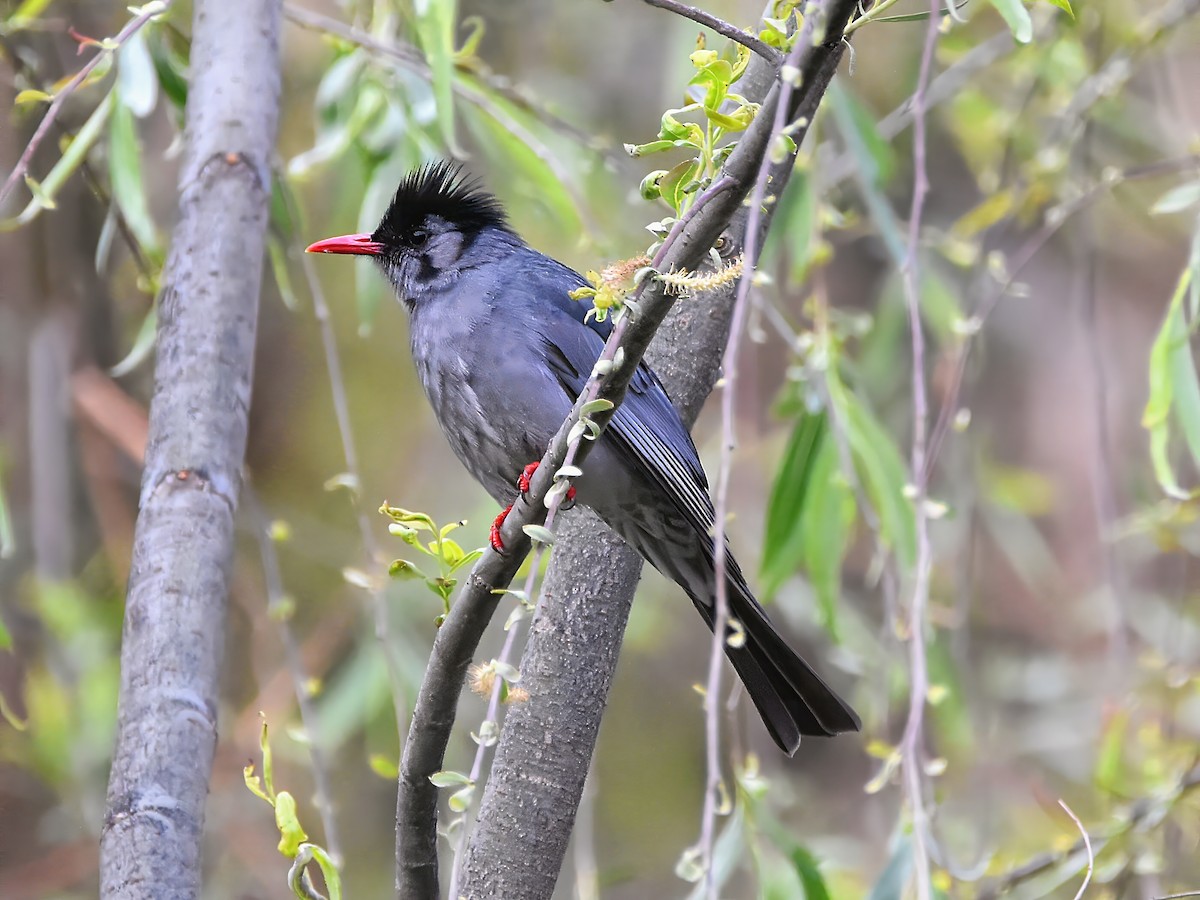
left=833, top=85, right=895, bottom=187
left=355, top=155, right=413, bottom=328
left=579, top=398, right=614, bottom=415
left=1151, top=181, right=1200, bottom=216
left=116, top=30, right=157, bottom=117
left=459, top=86, right=583, bottom=235
left=429, top=769, right=473, bottom=788
left=1043, top=0, right=1073, bottom=17
left=267, top=236, right=299, bottom=312
left=987, top=0, right=1033, bottom=43
left=0, top=460, right=14, bottom=563
left=828, top=83, right=905, bottom=266
left=764, top=169, right=818, bottom=283
left=799, top=437, right=854, bottom=637
left=5, top=0, right=56, bottom=26
left=1093, top=707, right=1128, bottom=792
left=14, top=89, right=52, bottom=105
left=412, top=0, right=461, bottom=155
left=1143, top=267, right=1199, bottom=498
left=868, top=834, right=914, bottom=900
left=657, top=158, right=701, bottom=215
left=762, top=412, right=828, bottom=596
left=258, top=717, right=276, bottom=799
left=828, top=371, right=917, bottom=569
left=147, top=25, right=188, bottom=109
left=305, top=843, right=343, bottom=900
left=448, top=548, right=482, bottom=573
left=273, top=791, right=309, bottom=857
left=448, top=785, right=475, bottom=812
left=388, top=558, right=426, bottom=580
left=522, top=524, right=555, bottom=545
left=109, top=91, right=160, bottom=252
left=109, top=303, right=156, bottom=378
left=789, top=845, right=832, bottom=900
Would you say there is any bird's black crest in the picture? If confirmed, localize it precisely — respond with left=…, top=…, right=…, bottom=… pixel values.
left=372, top=161, right=510, bottom=245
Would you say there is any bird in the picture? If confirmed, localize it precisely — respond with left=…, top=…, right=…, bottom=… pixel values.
left=306, top=161, right=860, bottom=754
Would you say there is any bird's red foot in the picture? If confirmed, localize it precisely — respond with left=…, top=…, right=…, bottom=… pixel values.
left=516, top=462, right=540, bottom=494
left=492, top=461, right=579, bottom=552
left=490, top=504, right=512, bottom=552
left=517, top=461, right=577, bottom=507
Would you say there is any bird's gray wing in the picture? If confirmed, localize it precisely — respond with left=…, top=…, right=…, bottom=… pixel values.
left=539, top=317, right=716, bottom=535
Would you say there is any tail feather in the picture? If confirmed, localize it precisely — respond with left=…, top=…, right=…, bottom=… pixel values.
left=728, top=588, right=861, bottom=741
left=688, top=583, right=859, bottom=755
left=609, top=511, right=859, bottom=754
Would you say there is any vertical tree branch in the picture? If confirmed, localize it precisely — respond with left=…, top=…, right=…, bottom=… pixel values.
left=99, top=0, right=282, bottom=896
left=898, top=2, right=940, bottom=898
left=701, top=21, right=812, bottom=894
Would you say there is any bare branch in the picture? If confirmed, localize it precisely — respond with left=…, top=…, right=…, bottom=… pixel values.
left=700, top=20, right=815, bottom=894
left=898, top=2, right=941, bottom=898
left=640, top=0, right=782, bottom=66
left=1058, top=799, right=1093, bottom=900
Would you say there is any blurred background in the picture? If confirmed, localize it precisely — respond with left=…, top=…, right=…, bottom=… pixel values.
left=2, top=0, right=1200, bottom=896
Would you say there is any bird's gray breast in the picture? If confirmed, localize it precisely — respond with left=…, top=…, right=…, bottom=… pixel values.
left=409, top=303, right=549, bottom=505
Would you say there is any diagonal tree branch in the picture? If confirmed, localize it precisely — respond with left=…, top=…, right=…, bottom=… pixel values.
left=394, top=2, right=861, bottom=896
left=98, top=0, right=282, bottom=896
left=639, top=0, right=783, bottom=65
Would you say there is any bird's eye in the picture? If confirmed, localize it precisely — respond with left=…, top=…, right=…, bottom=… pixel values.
left=714, top=236, right=727, bottom=251
left=409, top=228, right=429, bottom=246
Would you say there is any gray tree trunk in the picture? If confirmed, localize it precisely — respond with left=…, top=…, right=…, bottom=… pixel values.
left=99, top=1, right=281, bottom=897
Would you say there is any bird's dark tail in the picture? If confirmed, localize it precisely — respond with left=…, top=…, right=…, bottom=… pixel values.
left=608, top=513, right=859, bottom=755
left=687, top=565, right=860, bottom=756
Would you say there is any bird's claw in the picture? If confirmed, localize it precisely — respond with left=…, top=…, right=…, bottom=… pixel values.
left=492, top=461, right=578, bottom=553
left=516, top=461, right=540, bottom=494
left=489, top=505, right=512, bottom=554
left=519, top=460, right=577, bottom=508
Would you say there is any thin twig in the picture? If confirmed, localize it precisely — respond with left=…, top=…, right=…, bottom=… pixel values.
left=244, top=488, right=344, bottom=870
left=698, top=20, right=811, bottom=895
left=641, top=0, right=783, bottom=65
left=898, top=3, right=940, bottom=898
left=1075, top=130, right=1127, bottom=650
left=1057, top=799, right=1094, bottom=900
left=977, top=762, right=1200, bottom=899
left=0, top=0, right=172, bottom=210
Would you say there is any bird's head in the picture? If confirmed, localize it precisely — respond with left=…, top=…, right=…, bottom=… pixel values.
left=305, top=161, right=515, bottom=306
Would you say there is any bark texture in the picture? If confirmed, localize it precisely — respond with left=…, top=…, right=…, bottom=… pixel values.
left=99, top=1, right=281, bottom=897
left=458, top=3, right=855, bottom=894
